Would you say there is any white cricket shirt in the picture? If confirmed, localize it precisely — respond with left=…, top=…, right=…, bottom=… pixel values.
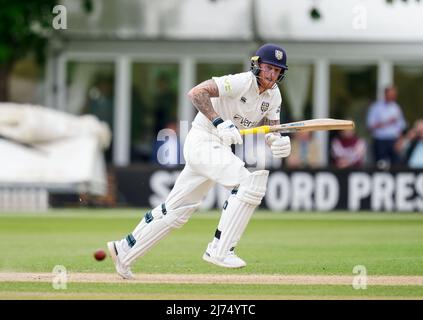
left=191, top=71, right=282, bottom=134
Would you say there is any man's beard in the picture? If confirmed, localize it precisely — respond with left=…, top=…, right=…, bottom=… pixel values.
left=256, top=75, right=277, bottom=90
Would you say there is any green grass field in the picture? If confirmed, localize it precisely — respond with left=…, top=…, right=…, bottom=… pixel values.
left=1, top=209, right=423, bottom=300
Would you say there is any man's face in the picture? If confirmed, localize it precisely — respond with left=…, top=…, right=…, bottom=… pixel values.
left=385, top=87, right=397, bottom=102
left=258, top=63, right=283, bottom=90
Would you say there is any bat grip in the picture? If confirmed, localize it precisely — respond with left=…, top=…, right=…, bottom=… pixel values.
left=239, top=126, right=271, bottom=135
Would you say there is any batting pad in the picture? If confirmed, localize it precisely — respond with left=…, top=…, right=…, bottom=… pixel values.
left=217, top=189, right=237, bottom=231
left=121, top=202, right=199, bottom=267
left=214, top=170, right=269, bottom=261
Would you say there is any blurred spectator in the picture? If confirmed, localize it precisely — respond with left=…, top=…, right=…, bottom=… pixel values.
left=130, top=86, right=150, bottom=162
left=84, top=75, right=114, bottom=129
left=366, top=86, right=406, bottom=168
left=286, top=131, right=320, bottom=168
left=331, top=129, right=366, bottom=168
left=153, top=73, right=177, bottom=135
left=395, top=119, right=423, bottom=168
left=83, top=75, right=114, bottom=161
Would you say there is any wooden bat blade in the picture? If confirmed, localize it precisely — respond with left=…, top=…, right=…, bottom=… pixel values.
left=271, top=118, right=355, bottom=133
left=239, top=119, right=355, bottom=135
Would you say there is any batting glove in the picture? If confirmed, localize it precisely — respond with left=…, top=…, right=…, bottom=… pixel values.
left=216, top=120, right=243, bottom=146
left=265, top=133, right=291, bottom=158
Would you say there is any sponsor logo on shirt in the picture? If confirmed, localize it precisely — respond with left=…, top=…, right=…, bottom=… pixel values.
left=233, top=114, right=258, bottom=128
left=240, top=97, right=247, bottom=103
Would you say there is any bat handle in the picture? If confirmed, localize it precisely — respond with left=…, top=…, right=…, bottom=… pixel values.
left=239, top=126, right=271, bottom=135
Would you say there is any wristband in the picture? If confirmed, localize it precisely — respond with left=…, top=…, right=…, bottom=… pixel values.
left=212, top=117, right=224, bottom=128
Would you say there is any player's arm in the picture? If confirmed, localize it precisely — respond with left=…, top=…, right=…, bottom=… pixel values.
left=261, top=118, right=280, bottom=127
left=187, top=79, right=220, bottom=122
left=188, top=79, right=242, bottom=145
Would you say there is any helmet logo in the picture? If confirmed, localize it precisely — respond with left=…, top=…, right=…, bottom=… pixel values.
left=275, top=50, right=283, bottom=60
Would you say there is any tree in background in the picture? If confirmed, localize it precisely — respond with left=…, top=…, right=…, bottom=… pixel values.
left=0, top=1, right=57, bottom=101
left=0, top=1, right=92, bottom=101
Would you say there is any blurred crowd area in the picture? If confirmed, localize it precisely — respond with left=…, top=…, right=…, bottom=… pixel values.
left=6, top=56, right=423, bottom=170
left=3, top=0, right=423, bottom=171
left=3, top=0, right=423, bottom=211
left=285, top=85, right=423, bottom=170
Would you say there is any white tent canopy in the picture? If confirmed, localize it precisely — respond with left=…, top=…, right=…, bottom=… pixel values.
left=0, top=103, right=111, bottom=196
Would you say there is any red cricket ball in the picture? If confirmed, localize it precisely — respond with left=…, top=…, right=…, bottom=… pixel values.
left=94, top=249, right=106, bottom=261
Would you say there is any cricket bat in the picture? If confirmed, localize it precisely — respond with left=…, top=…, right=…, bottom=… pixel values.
left=239, top=118, right=355, bottom=135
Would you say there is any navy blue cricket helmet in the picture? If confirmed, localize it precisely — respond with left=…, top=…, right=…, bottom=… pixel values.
left=251, top=43, right=288, bottom=83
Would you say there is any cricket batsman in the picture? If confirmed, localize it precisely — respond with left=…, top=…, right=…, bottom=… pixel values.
left=107, top=43, right=291, bottom=279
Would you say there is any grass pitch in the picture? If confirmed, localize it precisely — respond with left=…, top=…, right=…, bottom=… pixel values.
left=0, top=209, right=423, bottom=299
